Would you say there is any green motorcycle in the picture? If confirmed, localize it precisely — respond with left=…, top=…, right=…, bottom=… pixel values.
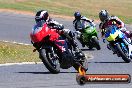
left=76, top=21, right=101, bottom=50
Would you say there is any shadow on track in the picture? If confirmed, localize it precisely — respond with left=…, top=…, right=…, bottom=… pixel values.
left=88, top=61, right=126, bottom=63
left=16, top=71, right=77, bottom=74
left=81, top=48, right=95, bottom=51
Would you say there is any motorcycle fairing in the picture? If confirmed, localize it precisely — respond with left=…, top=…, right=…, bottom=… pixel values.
left=105, top=26, right=119, bottom=41
left=54, top=37, right=69, bottom=53
left=30, top=22, right=59, bottom=43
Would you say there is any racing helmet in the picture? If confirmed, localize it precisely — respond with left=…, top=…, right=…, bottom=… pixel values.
left=99, top=10, right=109, bottom=22
left=35, top=10, right=49, bottom=23
left=74, top=11, right=81, bottom=19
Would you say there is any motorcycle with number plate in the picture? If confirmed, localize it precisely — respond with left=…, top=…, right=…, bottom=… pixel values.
left=30, top=21, right=88, bottom=74
left=105, top=25, right=132, bottom=63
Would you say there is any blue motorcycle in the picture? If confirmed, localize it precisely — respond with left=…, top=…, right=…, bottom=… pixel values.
left=105, top=25, right=132, bottom=63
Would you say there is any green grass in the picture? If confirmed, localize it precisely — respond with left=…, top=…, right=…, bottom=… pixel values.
left=0, top=0, right=132, bottom=24
left=0, top=41, right=40, bottom=64
left=0, top=0, right=131, bottom=63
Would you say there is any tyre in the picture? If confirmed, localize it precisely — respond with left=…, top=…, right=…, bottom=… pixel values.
left=88, top=46, right=93, bottom=50
left=39, top=49, right=60, bottom=74
left=116, top=44, right=131, bottom=63
left=91, top=37, right=101, bottom=50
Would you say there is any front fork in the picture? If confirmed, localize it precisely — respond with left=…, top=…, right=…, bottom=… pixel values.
left=122, top=38, right=132, bottom=59
left=108, top=42, right=122, bottom=57
left=108, top=43, right=117, bottom=54
left=44, top=46, right=57, bottom=60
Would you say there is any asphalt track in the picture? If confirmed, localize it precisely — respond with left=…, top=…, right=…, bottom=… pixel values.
left=0, top=12, right=132, bottom=88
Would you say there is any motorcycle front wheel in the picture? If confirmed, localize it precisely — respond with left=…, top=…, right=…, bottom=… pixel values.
left=39, top=49, right=60, bottom=74
left=116, top=44, right=131, bottom=63
left=91, top=37, right=101, bottom=50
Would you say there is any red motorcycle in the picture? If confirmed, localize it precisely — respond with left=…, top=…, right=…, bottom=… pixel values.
left=30, top=21, right=88, bottom=74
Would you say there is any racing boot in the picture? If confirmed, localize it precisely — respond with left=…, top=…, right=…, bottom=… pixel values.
left=70, top=39, right=79, bottom=51
left=73, top=62, right=88, bottom=72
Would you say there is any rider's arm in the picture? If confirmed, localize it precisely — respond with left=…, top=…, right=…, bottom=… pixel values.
left=47, top=19, right=64, bottom=30
left=81, top=16, right=92, bottom=23
left=110, top=16, right=125, bottom=28
left=81, top=16, right=96, bottom=27
left=99, top=23, right=105, bottom=38
left=73, top=19, right=76, bottom=25
left=73, top=20, right=83, bottom=31
left=101, top=29, right=106, bottom=38
left=100, top=27, right=106, bottom=43
left=73, top=19, right=78, bottom=30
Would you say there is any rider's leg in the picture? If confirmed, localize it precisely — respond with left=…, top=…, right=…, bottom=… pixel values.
left=63, top=30, right=79, bottom=51
left=77, top=34, right=85, bottom=47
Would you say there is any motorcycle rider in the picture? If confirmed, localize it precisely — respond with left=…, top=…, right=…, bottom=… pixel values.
left=32, top=10, right=81, bottom=53
left=99, top=10, right=132, bottom=41
left=73, top=11, right=96, bottom=47
left=99, top=10, right=132, bottom=55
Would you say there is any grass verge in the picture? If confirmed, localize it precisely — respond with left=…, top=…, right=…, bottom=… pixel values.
left=0, top=0, right=132, bottom=24
left=0, top=41, right=40, bottom=64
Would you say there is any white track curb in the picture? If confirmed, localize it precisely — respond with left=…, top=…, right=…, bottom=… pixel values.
left=0, top=40, right=31, bottom=46
left=0, top=40, right=40, bottom=66
left=0, top=62, right=43, bottom=66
